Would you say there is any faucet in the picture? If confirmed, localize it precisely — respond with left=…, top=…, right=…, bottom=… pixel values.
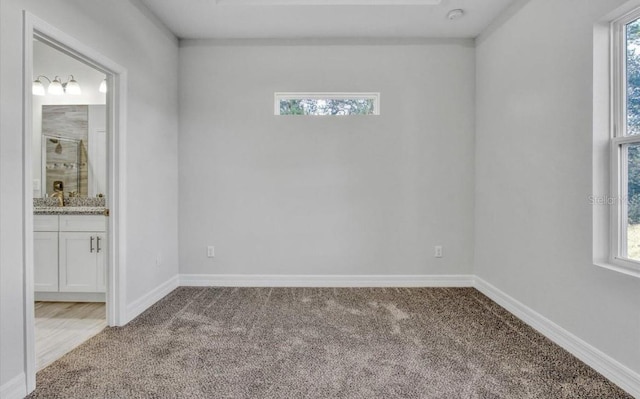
left=51, top=191, right=64, bottom=207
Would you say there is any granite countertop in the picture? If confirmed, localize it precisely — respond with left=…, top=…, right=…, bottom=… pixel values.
left=33, top=197, right=108, bottom=215
left=34, top=206, right=109, bottom=216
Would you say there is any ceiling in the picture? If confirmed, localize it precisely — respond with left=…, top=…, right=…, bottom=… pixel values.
left=140, top=0, right=516, bottom=40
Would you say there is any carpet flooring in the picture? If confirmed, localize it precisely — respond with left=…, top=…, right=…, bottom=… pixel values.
left=28, top=287, right=631, bottom=398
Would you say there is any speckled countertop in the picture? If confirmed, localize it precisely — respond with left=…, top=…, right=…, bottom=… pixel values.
left=33, top=197, right=108, bottom=216
left=34, top=206, right=108, bottom=216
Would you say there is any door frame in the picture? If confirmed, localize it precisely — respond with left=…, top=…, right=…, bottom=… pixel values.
left=22, top=11, right=128, bottom=391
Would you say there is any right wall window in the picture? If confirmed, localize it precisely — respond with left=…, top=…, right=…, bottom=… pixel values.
left=612, top=11, right=640, bottom=270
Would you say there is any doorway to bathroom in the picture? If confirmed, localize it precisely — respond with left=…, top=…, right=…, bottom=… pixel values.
left=23, top=12, right=127, bottom=392
left=31, top=37, right=108, bottom=371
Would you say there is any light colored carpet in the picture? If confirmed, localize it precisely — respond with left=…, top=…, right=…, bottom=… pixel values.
left=28, top=287, right=631, bottom=398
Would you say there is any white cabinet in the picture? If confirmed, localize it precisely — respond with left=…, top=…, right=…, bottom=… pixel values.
left=34, top=232, right=59, bottom=292
left=59, top=232, right=105, bottom=292
left=34, top=215, right=107, bottom=295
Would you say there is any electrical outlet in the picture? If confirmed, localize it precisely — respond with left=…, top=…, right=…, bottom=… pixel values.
left=156, top=253, right=162, bottom=267
left=434, top=246, right=443, bottom=258
left=207, top=246, right=215, bottom=258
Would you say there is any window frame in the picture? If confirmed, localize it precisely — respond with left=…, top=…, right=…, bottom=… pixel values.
left=274, top=92, right=381, bottom=116
left=610, top=9, right=640, bottom=274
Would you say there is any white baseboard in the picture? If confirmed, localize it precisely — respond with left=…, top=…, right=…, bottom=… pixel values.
left=35, top=292, right=105, bottom=302
left=125, top=275, right=179, bottom=324
left=474, top=277, right=640, bottom=398
left=179, top=274, right=475, bottom=287
left=0, top=373, right=26, bottom=399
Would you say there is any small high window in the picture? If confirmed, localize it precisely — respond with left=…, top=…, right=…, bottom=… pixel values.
left=275, top=92, right=380, bottom=116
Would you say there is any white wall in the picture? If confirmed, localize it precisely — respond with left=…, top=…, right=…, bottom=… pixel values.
left=178, top=40, right=476, bottom=277
left=0, top=0, right=179, bottom=393
left=475, top=0, right=640, bottom=379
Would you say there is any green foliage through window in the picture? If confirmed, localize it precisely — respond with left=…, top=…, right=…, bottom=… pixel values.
left=278, top=97, right=377, bottom=116
left=627, top=19, right=640, bottom=224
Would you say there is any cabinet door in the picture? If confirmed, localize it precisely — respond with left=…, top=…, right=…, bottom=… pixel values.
left=34, top=232, right=58, bottom=292
left=59, top=232, right=98, bottom=292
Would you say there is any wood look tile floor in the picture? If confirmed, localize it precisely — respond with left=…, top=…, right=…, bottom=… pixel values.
left=35, top=302, right=107, bottom=370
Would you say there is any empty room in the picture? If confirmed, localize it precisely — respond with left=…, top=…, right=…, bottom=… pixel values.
left=0, top=0, right=639, bottom=398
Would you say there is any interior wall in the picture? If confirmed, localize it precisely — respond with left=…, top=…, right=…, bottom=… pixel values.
left=475, top=0, right=640, bottom=377
left=0, top=0, right=179, bottom=391
left=178, top=40, right=476, bottom=276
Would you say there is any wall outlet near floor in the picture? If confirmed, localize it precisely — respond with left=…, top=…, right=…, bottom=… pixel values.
left=434, top=245, right=443, bottom=258
left=207, top=246, right=215, bottom=258
left=156, top=253, right=162, bottom=267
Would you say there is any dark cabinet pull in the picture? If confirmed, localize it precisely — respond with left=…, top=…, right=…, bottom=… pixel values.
left=90, top=236, right=94, bottom=253
left=96, top=236, right=101, bottom=253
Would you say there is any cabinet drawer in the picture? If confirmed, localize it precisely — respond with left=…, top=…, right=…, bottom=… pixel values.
left=59, top=215, right=106, bottom=232
left=34, top=215, right=59, bottom=232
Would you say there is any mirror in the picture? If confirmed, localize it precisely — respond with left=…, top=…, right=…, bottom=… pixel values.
left=40, top=105, right=106, bottom=197
left=32, top=39, right=107, bottom=199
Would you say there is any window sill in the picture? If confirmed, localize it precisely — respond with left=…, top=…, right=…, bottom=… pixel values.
left=594, top=260, right=640, bottom=278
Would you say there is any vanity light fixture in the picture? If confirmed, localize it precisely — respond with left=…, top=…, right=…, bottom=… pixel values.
left=99, top=78, right=107, bottom=93
left=32, top=75, right=82, bottom=96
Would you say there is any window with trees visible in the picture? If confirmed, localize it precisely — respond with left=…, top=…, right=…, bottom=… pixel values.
left=275, top=93, right=380, bottom=116
left=611, top=11, right=640, bottom=271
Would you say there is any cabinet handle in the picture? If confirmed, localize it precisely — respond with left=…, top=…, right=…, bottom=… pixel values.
left=90, top=236, right=94, bottom=253
left=96, top=236, right=101, bottom=253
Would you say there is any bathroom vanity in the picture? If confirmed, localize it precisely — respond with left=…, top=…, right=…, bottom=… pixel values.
left=34, top=211, right=107, bottom=302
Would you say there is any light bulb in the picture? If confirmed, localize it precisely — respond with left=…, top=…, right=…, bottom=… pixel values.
left=65, top=77, right=82, bottom=95
left=32, top=79, right=45, bottom=96
left=99, top=79, right=107, bottom=93
left=48, top=77, right=64, bottom=95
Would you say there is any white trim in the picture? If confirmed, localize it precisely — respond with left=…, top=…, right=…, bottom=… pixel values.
left=106, top=61, right=128, bottom=329
left=474, top=277, right=640, bottom=398
left=22, top=11, right=128, bottom=394
left=274, top=92, right=380, bottom=115
left=22, top=13, right=37, bottom=394
left=0, top=373, right=27, bottom=399
left=26, top=13, right=129, bottom=322
left=34, top=292, right=106, bottom=302
left=125, top=275, right=180, bottom=324
left=179, top=274, right=474, bottom=287
left=594, top=260, right=640, bottom=278
left=181, top=37, right=474, bottom=48
left=217, top=0, right=441, bottom=5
